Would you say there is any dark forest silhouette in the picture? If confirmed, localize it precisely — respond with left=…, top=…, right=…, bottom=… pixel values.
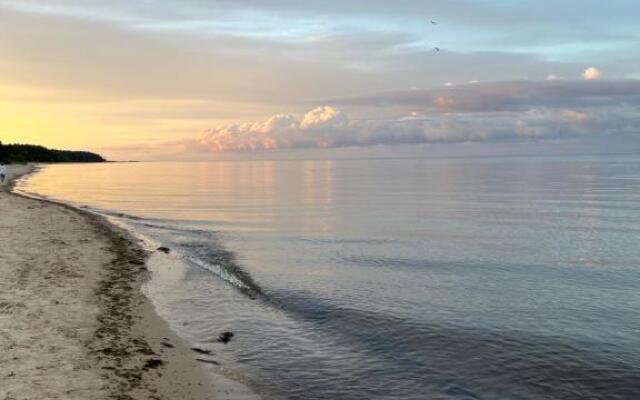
left=0, top=141, right=105, bottom=163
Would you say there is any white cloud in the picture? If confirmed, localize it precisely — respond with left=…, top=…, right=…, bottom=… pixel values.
left=190, top=110, right=638, bottom=154
left=582, top=67, right=602, bottom=80
left=300, top=106, right=347, bottom=128
left=196, top=106, right=351, bottom=152
left=185, top=79, right=640, bottom=153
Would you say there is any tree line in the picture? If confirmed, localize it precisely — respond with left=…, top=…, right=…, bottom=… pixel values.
left=0, top=141, right=106, bottom=163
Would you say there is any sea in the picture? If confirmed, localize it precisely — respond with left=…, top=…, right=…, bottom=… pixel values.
left=15, top=154, right=640, bottom=400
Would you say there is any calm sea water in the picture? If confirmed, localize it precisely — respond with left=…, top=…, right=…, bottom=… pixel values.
left=17, top=155, right=640, bottom=399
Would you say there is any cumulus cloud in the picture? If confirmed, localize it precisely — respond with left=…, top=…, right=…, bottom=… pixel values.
left=582, top=67, right=602, bottom=80
left=195, top=106, right=357, bottom=152
left=300, top=106, right=347, bottom=128
left=188, top=79, right=640, bottom=153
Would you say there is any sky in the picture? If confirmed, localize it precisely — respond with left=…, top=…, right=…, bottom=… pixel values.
left=1, top=0, right=639, bottom=160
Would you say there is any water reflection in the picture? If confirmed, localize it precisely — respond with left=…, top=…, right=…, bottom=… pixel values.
left=17, top=155, right=640, bottom=400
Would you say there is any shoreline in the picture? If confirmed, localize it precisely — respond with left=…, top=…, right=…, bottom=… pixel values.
left=1, top=165, right=218, bottom=399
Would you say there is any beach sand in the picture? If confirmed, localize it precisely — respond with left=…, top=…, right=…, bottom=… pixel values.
left=0, top=165, right=217, bottom=400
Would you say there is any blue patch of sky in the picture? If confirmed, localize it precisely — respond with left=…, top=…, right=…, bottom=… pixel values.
left=3, top=0, right=639, bottom=67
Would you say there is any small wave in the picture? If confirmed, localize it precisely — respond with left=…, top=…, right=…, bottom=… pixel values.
left=147, top=225, right=265, bottom=299
left=104, top=212, right=266, bottom=300
left=182, top=246, right=265, bottom=300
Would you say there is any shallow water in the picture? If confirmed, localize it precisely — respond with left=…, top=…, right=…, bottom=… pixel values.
left=18, top=155, right=640, bottom=399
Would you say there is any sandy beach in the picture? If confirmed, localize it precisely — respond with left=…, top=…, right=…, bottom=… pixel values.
left=0, top=165, right=217, bottom=400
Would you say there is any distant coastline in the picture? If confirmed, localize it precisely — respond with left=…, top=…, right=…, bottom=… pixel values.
left=0, top=141, right=105, bottom=163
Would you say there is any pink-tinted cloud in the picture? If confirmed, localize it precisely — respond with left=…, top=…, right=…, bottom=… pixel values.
left=188, top=100, right=638, bottom=153
left=582, top=67, right=602, bottom=81
left=183, top=78, right=640, bottom=153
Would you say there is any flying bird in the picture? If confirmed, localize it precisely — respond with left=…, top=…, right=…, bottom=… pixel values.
left=428, top=20, right=440, bottom=52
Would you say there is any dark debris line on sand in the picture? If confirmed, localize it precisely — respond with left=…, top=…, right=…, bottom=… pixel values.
left=74, top=209, right=164, bottom=399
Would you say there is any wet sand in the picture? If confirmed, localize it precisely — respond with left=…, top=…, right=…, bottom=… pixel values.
left=0, top=165, right=217, bottom=400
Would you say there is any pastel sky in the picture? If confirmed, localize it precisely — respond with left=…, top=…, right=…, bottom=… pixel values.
left=1, top=0, right=639, bottom=160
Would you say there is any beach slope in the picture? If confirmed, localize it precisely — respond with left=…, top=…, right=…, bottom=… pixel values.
left=0, top=165, right=216, bottom=400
